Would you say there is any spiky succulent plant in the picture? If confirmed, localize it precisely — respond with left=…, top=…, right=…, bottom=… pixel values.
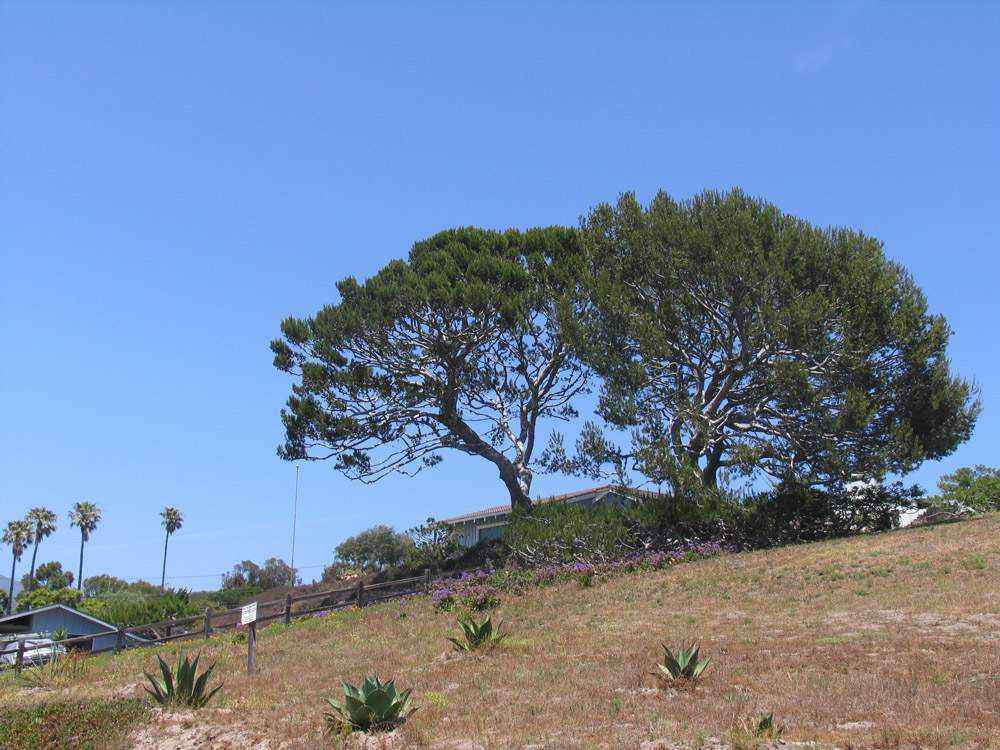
left=447, top=615, right=509, bottom=652
left=325, top=676, right=417, bottom=733
left=655, top=642, right=712, bottom=682
left=143, top=651, right=223, bottom=708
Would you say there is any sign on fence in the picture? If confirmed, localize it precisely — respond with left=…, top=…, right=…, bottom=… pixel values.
left=240, top=602, right=258, bottom=625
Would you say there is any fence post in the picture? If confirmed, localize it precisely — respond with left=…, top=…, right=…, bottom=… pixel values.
left=203, top=608, right=212, bottom=640
left=284, top=593, right=292, bottom=625
left=15, top=637, right=25, bottom=673
left=424, top=569, right=431, bottom=594
left=356, top=578, right=365, bottom=608
left=115, top=627, right=125, bottom=654
left=246, top=621, right=256, bottom=675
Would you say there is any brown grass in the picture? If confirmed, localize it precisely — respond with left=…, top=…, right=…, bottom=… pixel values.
left=2, top=515, right=998, bottom=749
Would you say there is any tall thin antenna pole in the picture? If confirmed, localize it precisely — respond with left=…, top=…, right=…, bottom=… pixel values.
left=289, top=465, right=300, bottom=586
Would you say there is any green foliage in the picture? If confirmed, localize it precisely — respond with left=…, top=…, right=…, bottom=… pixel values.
left=406, top=517, right=461, bottom=569
left=447, top=615, right=509, bottom=652
left=272, top=226, right=589, bottom=510
left=655, top=642, right=712, bottom=683
left=16, top=586, right=83, bottom=612
left=21, top=560, right=73, bottom=591
left=0, top=699, right=149, bottom=750
left=552, top=188, right=978, bottom=493
left=731, top=712, right=784, bottom=746
left=143, top=651, right=223, bottom=709
left=80, top=588, right=199, bottom=628
left=325, top=675, right=417, bottom=733
left=68, top=501, right=101, bottom=541
left=335, top=525, right=414, bottom=572
left=738, top=481, right=922, bottom=547
left=222, top=557, right=295, bottom=590
left=321, top=561, right=359, bottom=584
left=505, top=495, right=661, bottom=566
left=208, top=584, right=261, bottom=608
left=3, top=520, right=32, bottom=562
left=925, top=465, right=1000, bottom=513
left=83, top=573, right=129, bottom=597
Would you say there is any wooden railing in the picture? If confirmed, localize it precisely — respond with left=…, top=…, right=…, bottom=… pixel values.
left=2, top=571, right=433, bottom=672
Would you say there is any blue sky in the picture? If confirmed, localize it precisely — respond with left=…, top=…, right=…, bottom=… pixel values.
left=2, top=2, right=997, bottom=589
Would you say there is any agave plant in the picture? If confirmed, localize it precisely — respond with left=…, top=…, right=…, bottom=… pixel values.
left=143, top=651, right=223, bottom=708
left=325, top=676, right=417, bottom=733
left=732, top=711, right=784, bottom=745
left=447, top=615, right=509, bottom=652
left=655, top=642, right=712, bottom=683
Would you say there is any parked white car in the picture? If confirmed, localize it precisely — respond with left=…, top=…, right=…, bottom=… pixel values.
left=0, top=635, right=68, bottom=667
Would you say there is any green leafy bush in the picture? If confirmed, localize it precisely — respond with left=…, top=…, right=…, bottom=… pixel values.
left=16, top=586, right=83, bottom=612
left=143, top=652, right=223, bottom=709
left=80, top=588, right=199, bottom=628
left=922, top=465, right=1000, bottom=514
left=737, top=481, right=921, bottom=547
left=505, top=498, right=661, bottom=566
left=325, top=676, right=416, bottom=733
left=447, top=615, right=509, bottom=652
left=655, top=642, right=712, bottom=683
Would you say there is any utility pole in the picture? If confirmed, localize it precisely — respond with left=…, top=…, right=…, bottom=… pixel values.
left=289, top=465, right=299, bottom=586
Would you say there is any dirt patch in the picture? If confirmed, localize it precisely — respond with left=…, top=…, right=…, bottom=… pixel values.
left=129, top=709, right=270, bottom=749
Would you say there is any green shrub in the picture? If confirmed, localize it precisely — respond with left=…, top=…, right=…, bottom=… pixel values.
left=922, top=465, right=1000, bottom=514
left=737, top=481, right=921, bottom=547
left=16, top=586, right=83, bottom=612
left=505, top=498, right=661, bottom=566
left=655, top=642, right=712, bottom=683
left=447, top=615, right=509, bottom=652
left=143, top=651, right=223, bottom=709
left=325, top=676, right=417, bottom=733
left=80, top=588, right=199, bottom=628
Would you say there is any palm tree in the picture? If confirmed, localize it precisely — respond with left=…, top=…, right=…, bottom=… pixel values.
left=3, top=520, right=33, bottom=615
left=69, top=501, right=102, bottom=591
left=25, top=507, right=58, bottom=589
left=159, top=506, right=183, bottom=590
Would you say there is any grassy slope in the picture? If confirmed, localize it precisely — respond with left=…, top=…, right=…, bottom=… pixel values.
left=2, top=515, right=997, bottom=749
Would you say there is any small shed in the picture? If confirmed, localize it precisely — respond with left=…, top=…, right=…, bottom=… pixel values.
left=0, top=604, right=147, bottom=653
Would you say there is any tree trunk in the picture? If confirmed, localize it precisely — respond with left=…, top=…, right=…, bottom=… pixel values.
left=76, top=535, right=85, bottom=591
left=499, top=463, right=533, bottom=511
left=28, top=539, right=39, bottom=590
left=161, top=532, right=169, bottom=590
left=6, top=556, right=15, bottom=615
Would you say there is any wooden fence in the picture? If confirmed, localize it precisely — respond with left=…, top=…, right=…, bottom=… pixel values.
left=3, top=572, right=432, bottom=673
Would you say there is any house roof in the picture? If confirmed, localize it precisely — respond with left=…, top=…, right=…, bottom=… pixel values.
left=0, top=604, right=147, bottom=641
left=440, top=484, right=661, bottom=525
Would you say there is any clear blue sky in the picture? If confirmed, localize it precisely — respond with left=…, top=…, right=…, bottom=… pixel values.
left=2, top=2, right=997, bottom=589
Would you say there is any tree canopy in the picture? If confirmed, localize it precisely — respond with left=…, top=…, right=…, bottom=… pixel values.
left=927, top=465, right=1000, bottom=513
left=334, top=524, right=413, bottom=571
left=544, top=189, right=979, bottom=493
left=272, top=226, right=589, bottom=510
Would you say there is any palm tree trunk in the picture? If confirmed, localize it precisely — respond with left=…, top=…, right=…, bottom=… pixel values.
left=161, top=532, right=169, bottom=590
left=77, top=534, right=85, bottom=591
left=28, top=538, right=40, bottom=590
left=7, top=556, right=16, bottom=615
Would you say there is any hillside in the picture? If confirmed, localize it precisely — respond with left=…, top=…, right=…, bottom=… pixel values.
left=2, top=515, right=997, bottom=749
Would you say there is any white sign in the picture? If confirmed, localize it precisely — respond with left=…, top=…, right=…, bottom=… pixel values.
left=241, top=602, right=258, bottom=625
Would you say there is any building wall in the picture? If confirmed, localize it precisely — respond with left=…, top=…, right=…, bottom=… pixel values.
left=2, top=608, right=122, bottom=653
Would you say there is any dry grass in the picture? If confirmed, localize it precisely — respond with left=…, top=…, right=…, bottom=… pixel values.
left=2, top=515, right=998, bottom=749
